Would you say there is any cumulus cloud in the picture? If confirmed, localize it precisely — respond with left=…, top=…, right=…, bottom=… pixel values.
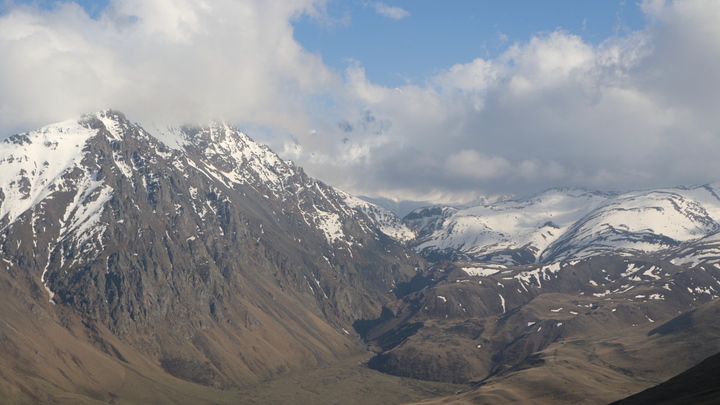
left=285, top=0, right=720, bottom=202
left=2, top=0, right=720, bottom=205
left=0, top=0, right=335, bottom=134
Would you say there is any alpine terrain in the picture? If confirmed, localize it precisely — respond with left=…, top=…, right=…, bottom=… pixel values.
left=1, top=110, right=719, bottom=404
left=0, top=110, right=446, bottom=404
left=361, top=186, right=720, bottom=404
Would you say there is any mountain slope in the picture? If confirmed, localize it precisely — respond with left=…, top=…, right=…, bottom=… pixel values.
left=0, top=110, right=425, bottom=401
left=609, top=350, right=720, bottom=405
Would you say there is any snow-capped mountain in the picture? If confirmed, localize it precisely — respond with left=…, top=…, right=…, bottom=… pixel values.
left=4, top=110, right=720, bottom=404
left=340, top=191, right=416, bottom=242
left=405, top=186, right=720, bottom=266
left=0, top=110, right=411, bottom=261
left=355, top=183, right=720, bottom=394
left=542, top=188, right=720, bottom=262
left=359, top=190, right=720, bottom=393
left=0, top=110, right=424, bottom=394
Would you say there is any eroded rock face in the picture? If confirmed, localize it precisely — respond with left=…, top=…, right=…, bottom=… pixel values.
left=0, top=110, right=423, bottom=388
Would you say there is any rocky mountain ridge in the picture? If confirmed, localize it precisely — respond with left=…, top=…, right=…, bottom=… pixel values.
left=0, top=110, right=426, bottom=402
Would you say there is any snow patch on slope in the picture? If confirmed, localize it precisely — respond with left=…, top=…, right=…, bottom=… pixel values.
left=0, top=118, right=98, bottom=227
left=340, top=190, right=416, bottom=241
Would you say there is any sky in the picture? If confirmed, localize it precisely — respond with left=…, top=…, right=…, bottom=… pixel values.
left=1, top=0, right=720, bottom=206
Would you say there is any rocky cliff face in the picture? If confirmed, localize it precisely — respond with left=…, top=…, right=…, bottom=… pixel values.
left=0, top=110, right=423, bottom=394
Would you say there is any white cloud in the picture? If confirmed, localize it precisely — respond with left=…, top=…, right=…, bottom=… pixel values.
left=3, top=0, right=720, bottom=205
left=371, top=2, right=409, bottom=20
left=445, top=150, right=510, bottom=180
left=0, top=0, right=335, bottom=134
left=434, top=58, right=497, bottom=94
left=288, top=0, right=720, bottom=202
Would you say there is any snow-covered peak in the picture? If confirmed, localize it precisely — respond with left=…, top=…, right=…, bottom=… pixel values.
left=339, top=190, right=416, bottom=242
left=407, top=188, right=610, bottom=265
left=149, top=122, right=296, bottom=197
left=83, top=110, right=133, bottom=140
left=543, top=188, right=720, bottom=262
left=408, top=186, right=720, bottom=266
left=0, top=117, right=99, bottom=227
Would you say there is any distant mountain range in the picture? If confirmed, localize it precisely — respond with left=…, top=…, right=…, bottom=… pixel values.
left=406, top=186, right=720, bottom=266
left=1, top=110, right=719, bottom=404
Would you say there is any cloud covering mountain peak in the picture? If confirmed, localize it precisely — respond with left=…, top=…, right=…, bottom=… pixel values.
left=2, top=0, right=720, bottom=204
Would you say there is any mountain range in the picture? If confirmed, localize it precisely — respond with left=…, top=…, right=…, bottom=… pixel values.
left=0, top=110, right=719, bottom=404
left=407, top=185, right=720, bottom=266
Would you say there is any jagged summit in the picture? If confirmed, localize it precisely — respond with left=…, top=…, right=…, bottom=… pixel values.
left=0, top=110, right=403, bottom=246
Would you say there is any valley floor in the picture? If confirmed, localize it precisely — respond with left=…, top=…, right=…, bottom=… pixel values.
left=232, top=354, right=464, bottom=405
